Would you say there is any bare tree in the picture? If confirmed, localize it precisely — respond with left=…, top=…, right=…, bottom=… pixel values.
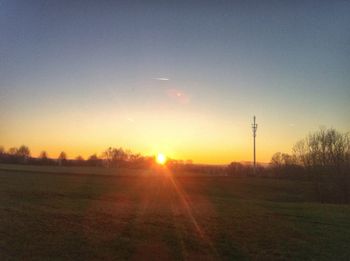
left=16, top=145, right=30, bottom=163
left=271, top=152, right=283, bottom=168
left=292, top=128, right=350, bottom=202
left=294, top=128, right=350, bottom=170
left=270, top=152, right=299, bottom=177
left=102, top=147, right=128, bottom=167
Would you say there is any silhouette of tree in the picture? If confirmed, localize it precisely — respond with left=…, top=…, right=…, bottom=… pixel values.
left=270, top=152, right=299, bottom=177
left=16, top=145, right=30, bottom=163
left=17, top=145, right=30, bottom=158
left=129, top=153, right=141, bottom=162
left=0, top=146, right=4, bottom=163
left=102, top=147, right=128, bottom=167
left=38, top=150, right=49, bottom=165
left=75, top=155, right=84, bottom=161
left=271, top=152, right=283, bottom=168
left=75, top=155, right=84, bottom=166
left=292, top=127, right=350, bottom=202
left=271, top=152, right=297, bottom=167
left=88, top=154, right=98, bottom=161
left=293, top=128, right=350, bottom=171
left=58, top=151, right=67, bottom=166
left=227, top=162, right=245, bottom=176
left=40, top=151, right=48, bottom=160
left=87, top=154, right=102, bottom=167
left=8, top=147, right=18, bottom=155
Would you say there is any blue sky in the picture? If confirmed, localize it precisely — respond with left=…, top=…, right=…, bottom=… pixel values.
left=1, top=0, right=349, bottom=163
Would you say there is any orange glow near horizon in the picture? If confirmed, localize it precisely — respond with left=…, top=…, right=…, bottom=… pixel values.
left=0, top=117, right=296, bottom=165
left=1, top=103, right=327, bottom=164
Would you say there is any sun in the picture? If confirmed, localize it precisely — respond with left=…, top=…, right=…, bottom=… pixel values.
left=156, top=153, right=166, bottom=165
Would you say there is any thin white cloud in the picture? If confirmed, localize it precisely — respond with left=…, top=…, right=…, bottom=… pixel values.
left=153, top=77, right=169, bottom=81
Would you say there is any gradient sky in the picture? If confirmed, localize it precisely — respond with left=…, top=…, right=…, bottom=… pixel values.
left=1, top=0, right=349, bottom=163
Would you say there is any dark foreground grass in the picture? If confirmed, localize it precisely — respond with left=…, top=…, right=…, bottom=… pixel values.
left=0, top=166, right=349, bottom=260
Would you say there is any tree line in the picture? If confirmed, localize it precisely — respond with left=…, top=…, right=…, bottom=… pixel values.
left=227, top=127, right=350, bottom=203
left=0, top=146, right=155, bottom=168
left=1, top=127, right=349, bottom=202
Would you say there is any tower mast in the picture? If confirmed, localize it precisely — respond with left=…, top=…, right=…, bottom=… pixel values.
left=252, top=116, right=258, bottom=173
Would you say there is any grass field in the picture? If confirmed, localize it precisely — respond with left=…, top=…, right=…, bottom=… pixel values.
left=0, top=165, right=350, bottom=260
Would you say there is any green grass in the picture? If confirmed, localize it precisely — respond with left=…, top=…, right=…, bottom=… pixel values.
left=0, top=165, right=349, bottom=260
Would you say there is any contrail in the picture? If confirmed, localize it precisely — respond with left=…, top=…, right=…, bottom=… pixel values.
left=153, top=78, right=169, bottom=81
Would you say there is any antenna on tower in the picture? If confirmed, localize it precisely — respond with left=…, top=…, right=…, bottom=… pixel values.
left=252, top=116, right=258, bottom=174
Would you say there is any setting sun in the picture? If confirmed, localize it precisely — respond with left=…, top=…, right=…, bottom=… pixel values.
left=156, top=153, right=166, bottom=165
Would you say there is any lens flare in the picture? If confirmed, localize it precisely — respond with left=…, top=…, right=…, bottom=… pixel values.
left=156, top=153, right=166, bottom=165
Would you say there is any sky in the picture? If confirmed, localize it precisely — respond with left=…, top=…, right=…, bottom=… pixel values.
left=0, top=0, right=349, bottom=164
